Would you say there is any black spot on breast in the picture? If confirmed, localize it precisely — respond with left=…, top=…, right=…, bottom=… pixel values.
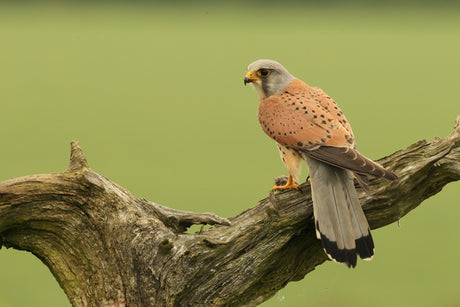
left=297, top=142, right=303, bottom=146
left=345, top=134, right=353, bottom=144
left=321, top=120, right=327, bottom=124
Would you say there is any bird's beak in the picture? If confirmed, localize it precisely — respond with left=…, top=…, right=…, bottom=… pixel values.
left=244, top=71, right=260, bottom=85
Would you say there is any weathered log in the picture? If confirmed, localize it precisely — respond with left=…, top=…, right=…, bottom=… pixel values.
left=1, top=116, right=459, bottom=306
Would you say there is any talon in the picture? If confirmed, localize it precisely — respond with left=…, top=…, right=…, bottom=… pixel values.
left=272, top=175, right=299, bottom=191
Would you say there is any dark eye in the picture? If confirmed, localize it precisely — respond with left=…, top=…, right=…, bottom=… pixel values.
left=256, top=69, right=271, bottom=77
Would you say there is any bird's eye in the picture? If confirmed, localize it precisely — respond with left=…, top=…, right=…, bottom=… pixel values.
left=256, top=69, right=271, bottom=77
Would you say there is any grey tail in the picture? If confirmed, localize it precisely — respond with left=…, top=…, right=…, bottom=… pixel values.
left=305, top=156, right=374, bottom=268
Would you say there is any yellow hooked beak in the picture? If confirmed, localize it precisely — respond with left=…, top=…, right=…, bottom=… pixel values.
left=244, top=71, right=260, bottom=85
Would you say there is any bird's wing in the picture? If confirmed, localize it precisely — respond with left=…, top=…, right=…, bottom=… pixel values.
left=258, top=79, right=397, bottom=180
left=306, top=146, right=397, bottom=180
left=258, top=79, right=355, bottom=150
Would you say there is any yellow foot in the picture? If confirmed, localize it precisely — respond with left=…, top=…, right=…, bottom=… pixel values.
left=272, top=175, right=299, bottom=191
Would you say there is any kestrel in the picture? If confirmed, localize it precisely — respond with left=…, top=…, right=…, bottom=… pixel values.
left=244, top=59, right=397, bottom=268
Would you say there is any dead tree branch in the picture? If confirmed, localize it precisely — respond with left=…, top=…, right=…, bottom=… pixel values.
left=1, top=116, right=459, bottom=306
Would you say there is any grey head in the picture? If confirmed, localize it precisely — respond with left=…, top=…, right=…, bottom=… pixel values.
left=244, top=59, right=295, bottom=100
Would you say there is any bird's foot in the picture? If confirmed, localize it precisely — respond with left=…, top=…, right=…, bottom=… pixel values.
left=272, top=175, right=299, bottom=191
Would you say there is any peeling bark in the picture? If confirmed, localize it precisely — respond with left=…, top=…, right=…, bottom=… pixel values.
left=1, top=116, right=459, bottom=306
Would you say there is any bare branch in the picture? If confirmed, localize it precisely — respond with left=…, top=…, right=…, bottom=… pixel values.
left=0, top=116, right=459, bottom=306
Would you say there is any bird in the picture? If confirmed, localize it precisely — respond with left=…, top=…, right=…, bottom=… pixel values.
left=244, top=59, right=397, bottom=268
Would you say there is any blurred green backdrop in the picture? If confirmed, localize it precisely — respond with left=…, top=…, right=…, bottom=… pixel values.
left=1, top=2, right=459, bottom=306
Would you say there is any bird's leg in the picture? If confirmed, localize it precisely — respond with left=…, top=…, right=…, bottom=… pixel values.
left=272, top=174, right=299, bottom=190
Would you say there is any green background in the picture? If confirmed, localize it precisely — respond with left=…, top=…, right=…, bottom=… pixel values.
left=1, top=2, right=459, bottom=306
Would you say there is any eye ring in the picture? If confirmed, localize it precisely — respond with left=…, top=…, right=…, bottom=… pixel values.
left=256, top=69, right=271, bottom=77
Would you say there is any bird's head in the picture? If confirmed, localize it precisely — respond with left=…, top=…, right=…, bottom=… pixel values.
left=244, top=59, right=295, bottom=100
